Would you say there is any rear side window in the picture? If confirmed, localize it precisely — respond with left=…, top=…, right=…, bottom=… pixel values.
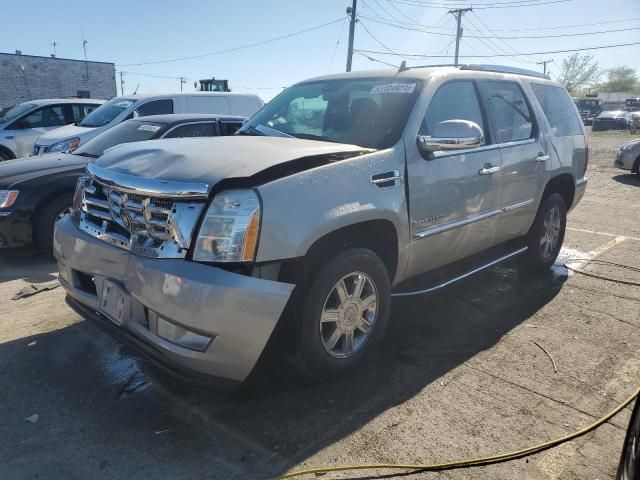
left=531, top=84, right=583, bottom=137
left=482, top=81, right=533, bottom=143
left=163, top=122, right=217, bottom=138
left=71, top=104, right=99, bottom=122
left=421, top=81, right=486, bottom=143
left=220, top=121, right=243, bottom=135
left=134, top=99, right=174, bottom=117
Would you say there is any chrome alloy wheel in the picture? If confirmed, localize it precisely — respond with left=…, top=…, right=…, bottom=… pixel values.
left=320, top=272, right=378, bottom=359
left=540, top=206, right=561, bottom=258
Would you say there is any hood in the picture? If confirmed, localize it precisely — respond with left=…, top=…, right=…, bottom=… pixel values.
left=621, top=138, right=640, bottom=149
left=0, top=153, right=88, bottom=187
left=95, top=136, right=372, bottom=186
left=36, top=124, right=98, bottom=145
left=597, top=111, right=625, bottom=119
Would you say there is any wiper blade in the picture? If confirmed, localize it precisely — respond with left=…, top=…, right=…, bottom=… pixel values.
left=72, top=151, right=98, bottom=158
left=236, top=124, right=293, bottom=138
left=290, top=133, right=344, bottom=144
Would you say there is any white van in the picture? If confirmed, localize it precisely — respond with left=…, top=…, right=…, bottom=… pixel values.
left=32, top=92, right=263, bottom=155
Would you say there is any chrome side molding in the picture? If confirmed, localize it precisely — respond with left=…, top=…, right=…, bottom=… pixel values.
left=391, top=246, right=528, bottom=297
left=413, top=198, right=534, bottom=240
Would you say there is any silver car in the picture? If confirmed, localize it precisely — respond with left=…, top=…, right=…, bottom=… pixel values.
left=0, top=98, right=104, bottom=160
left=615, top=138, right=640, bottom=174
left=54, top=65, right=587, bottom=384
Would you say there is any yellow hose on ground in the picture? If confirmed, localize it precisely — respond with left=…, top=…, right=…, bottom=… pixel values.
left=278, top=384, right=640, bottom=479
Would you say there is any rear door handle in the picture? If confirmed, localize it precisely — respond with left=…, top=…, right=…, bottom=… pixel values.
left=479, top=165, right=500, bottom=175
left=534, top=154, right=550, bottom=163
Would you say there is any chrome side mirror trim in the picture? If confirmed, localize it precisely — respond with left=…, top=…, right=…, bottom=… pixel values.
left=417, top=134, right=484, bottom=153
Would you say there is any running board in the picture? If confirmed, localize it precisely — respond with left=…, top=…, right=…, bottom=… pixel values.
left=391, top=246, right=528, bottom=298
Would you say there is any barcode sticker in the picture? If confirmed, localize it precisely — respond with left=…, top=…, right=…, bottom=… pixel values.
left=137, top=124, right=161, bottom=132
left=370, top=83, right=416, bottom=94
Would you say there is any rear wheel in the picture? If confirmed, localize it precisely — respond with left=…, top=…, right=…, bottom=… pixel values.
left=295, top=248, right=391, bottom=379
left=35, top=195, right=73, bottom=255
left=522, top=193, right=567, bottom=273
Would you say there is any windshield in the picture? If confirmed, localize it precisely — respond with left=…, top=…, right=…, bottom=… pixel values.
left=576, top=99, right=600, bottom=110
left=80, top=98, right=137, bottom=128
left=0, top=102, right=35, bottom=124
left=73, top=120, right=166, bottom=158
left=237, top=77, right=422, bottom=149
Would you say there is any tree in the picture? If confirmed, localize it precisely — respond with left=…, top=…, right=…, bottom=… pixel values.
left=599, top=67, right=639, bottom=93
left=557, top=53, right=601, bottom=95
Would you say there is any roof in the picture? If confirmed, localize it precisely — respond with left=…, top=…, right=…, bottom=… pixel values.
left=130, top=113, right=246, bottom=125
left=302, top=64, right=552, bottom=84
left=22, top=98, right=106, bottom=106
left=0, top=51, right=114, bottom=66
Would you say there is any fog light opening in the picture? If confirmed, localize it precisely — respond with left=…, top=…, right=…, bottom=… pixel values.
left=153, top=313, right=213, bottom=352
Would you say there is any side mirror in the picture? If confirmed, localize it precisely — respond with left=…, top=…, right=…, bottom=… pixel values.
left=417, top=119, right=484, bottom=157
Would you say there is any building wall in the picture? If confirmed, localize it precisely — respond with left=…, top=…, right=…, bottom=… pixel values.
left=0, top=53, right=117, bottom=108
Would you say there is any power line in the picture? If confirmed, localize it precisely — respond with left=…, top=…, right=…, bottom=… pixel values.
left=327, top=17, right=348, bottom=73
left=464, top=12, right=540, bottom=65
left=469, top=16, right=640, bottom=32
left=359, top=20, right=402, bottom=56
left=354, top=49, right=399, bottom=67
left=359, top=14, right=640, bottom=39
left=117, top=18, right=344, bottom=67
left=389, top=0, right=572, bottom=10
left=357, top=41, right=640, bottom=58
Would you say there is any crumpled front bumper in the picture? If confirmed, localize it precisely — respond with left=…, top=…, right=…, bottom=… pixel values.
left=54, top=215, right=294, bottom=382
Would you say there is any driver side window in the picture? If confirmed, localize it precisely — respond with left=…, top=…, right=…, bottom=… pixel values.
left=420, top=81, right=486, bottom=145
left=17, top=105, right=66, bottom=129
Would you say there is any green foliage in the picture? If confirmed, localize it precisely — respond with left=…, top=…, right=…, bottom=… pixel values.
left=598, top=67, right=639, bottom=93
left=557, top=53, right=602, bottom=95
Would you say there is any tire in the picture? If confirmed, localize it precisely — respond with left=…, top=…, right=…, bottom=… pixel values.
left=294, top=248, right=391, bottom=380
left=0, top=149, right=12, bottom=161
left=522, top=193, right=567, bottom=273
left=617, top=396, right=640, bottom=479
left=35, top=195, right=73, bottom=255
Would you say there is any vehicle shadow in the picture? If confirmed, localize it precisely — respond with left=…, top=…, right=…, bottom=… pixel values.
left=0, top=247, right=57, bottom=284
left=612, top=174, right=640, bottom=187
left=0, top=260, right=567, bottom=479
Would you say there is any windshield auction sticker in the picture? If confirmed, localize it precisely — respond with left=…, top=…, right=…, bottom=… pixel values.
left=137, top=124, right=161, bottom=132
left=370, top=83, right=416, bottom=94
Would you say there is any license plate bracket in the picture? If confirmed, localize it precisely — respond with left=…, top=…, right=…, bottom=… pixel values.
left=98, top=280, right=130, bottom=326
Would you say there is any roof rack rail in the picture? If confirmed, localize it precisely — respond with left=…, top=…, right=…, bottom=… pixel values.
left=408, top=63, right=550, bottom=80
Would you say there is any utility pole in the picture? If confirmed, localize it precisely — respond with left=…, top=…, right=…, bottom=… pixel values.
left=51, top=42, right=57, bottom=58
left=536, top=59, right=553, bottom=75
left=119, top=71, right=125, bottom=96
left=345, top=0, right=358, bottom=72
left=449, top=8, right=472, bottom=66
left=180, top=77, right=186, bottom=92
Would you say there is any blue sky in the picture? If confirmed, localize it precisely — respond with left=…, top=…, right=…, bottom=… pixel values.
left=2, top=0, right=639, bottom=100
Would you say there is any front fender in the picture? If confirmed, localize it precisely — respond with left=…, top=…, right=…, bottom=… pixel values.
left=255, top=146, right=410, bottom=275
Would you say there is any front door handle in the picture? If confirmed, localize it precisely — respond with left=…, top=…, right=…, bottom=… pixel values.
left=479, top=165, right=500, bottom=175
left=534, top=153, right=550, bottom=163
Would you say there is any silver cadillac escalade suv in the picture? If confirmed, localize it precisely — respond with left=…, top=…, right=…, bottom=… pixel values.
left=54, top=65, right=588, bottom=384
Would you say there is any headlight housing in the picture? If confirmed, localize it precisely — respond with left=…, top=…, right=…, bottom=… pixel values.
left=49, top=137, right=80, bottom=153
left=0, top=190, right=19, bottom=208
left=193, top=189, right=261, bottom=263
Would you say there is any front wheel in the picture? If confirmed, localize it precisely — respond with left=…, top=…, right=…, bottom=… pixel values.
left=35, top=195, right=73, bottom=255
left=295, top=248, right=391, bottom=380
left=522, top=193, right=567, bottom=273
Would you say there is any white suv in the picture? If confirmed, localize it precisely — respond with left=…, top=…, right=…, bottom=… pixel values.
left=32, top=92, right=263, bottom=155
left=0, top=98, right=104, bottom=160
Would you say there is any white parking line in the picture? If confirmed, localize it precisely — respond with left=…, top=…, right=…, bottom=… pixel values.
left=567, top=227, right=640, bottom=242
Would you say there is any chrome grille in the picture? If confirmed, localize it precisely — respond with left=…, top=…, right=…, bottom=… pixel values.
left=77, top=177, right=206, bottom=258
